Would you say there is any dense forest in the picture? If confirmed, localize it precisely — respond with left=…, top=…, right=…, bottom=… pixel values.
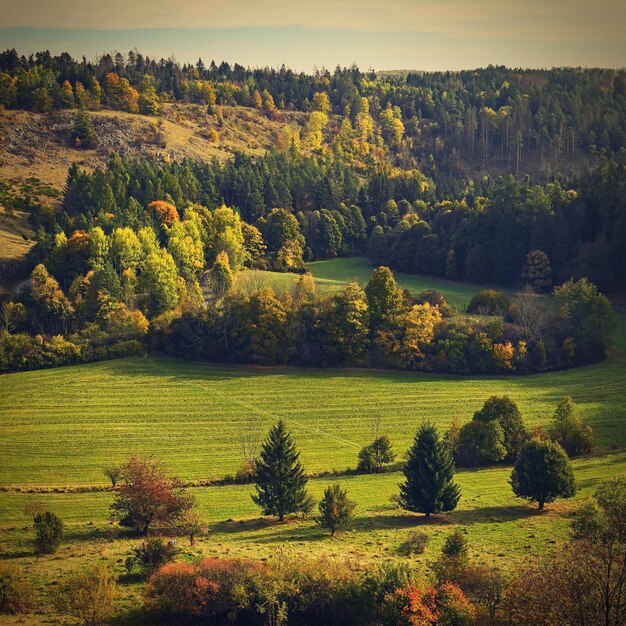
left=0, top=49, right=624, bottom=375
left=2, top=49, right=626, bottom=185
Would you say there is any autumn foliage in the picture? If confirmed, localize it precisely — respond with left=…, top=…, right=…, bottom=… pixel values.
left=148, top=200, right=180, bottom=227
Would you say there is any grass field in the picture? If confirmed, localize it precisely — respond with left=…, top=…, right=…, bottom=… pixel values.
left=0, top=257, right=625, bottom=621
left=236, top=256, right=485, bottom=311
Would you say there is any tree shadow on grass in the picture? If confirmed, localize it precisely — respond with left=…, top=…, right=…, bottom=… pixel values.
left=353, top=513, right=447, bottom=532
left=211, top=516, right=310, bottom=536
left=450, top=503, right=544, bottom=525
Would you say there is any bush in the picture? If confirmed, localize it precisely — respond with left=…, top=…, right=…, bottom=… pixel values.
left=146, top=557, right=267, bottom=621
left=234, top=460, right=257, bottom=483
left=399, top=531, right=430, bottom=556
left=34, top=511, right=63, bottom=554
left=467, top=290, right=511, bottom=316
left=550, top=396, right=594, bottom=456
left=53, top=564, right=117, bottom=626
left=0, top=565, right=32, bottom=614
left=442, top=529, right=469, bottom=559
left=132, top=538, right=180, bottom=575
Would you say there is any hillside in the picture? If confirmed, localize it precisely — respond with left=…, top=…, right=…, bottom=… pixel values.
left=0, top=104, right=308, bottom=188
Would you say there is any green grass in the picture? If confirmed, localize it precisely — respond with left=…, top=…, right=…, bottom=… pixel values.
left=235, top=256, right=482, bottom=311
left=1, top=313, right=625, bottom=488
left=307, top=257, right=481, bottom=310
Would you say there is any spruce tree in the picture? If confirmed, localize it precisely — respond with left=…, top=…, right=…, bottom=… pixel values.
left=399, top=423, right=461, bottom=517
left=252, top=420, right=308, bottom=521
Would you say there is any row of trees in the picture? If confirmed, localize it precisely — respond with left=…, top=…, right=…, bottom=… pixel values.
left=447, top=395, right=594, bottom=468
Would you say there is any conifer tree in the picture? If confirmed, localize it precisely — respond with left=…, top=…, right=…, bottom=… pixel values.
left=317, top=483, right=356, bottom=536
left=399, top=423, right=461, bottom=517
left=252, top=420, right=308, bottom=521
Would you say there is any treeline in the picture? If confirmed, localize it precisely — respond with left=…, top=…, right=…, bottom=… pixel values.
left=1, top=153, right=617, bottom=375
left=31, top=149, right=625, bottom=291
left=2, top=49, right=626, bottom=181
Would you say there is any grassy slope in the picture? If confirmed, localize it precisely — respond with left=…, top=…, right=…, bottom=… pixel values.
left=238, top=256, right=490, bottom=310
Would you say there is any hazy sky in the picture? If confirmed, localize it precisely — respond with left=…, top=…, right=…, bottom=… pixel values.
left=1, top=0, right=625, bottom=71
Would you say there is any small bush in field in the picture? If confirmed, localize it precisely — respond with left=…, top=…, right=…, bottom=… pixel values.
left=34, top=511, right=63, bottom=554
left=132, top=538, right=180, bottom=575
left=399, top=531, right=430, bottom=556
left=53, top=564, right=117, bottom=626
left=0, top=565, right=32, bottom=614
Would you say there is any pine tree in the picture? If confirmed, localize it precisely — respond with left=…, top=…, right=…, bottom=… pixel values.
left=317, top=483, right=356, bottom=536
left=399, top=423, right=461, bottom=517
left=252, top=420, right=308, bottom=521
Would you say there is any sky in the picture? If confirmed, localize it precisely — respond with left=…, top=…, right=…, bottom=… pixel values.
left=1, top=0, right=625, bottom=71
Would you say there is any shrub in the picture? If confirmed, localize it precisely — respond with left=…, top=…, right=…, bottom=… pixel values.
left=0, top=565, right=32, bottom=614
left=132, top=538, right=180, bottom=575
left=53, top=564, right=117, bottom=626
left=399, top=531, right=430, bottom=556
left=442, top=529, right=469, bottom=559
left=467, top=290, right=511, bottom=316
left=550, top=396, right=594, bottom=456
left=33, top=511, right=63, bottom=554
left=234, top=460, right=257, bottom=483
left=146, top=557, right=266, bottom=620
left=381, top=581, right=473, bottom=626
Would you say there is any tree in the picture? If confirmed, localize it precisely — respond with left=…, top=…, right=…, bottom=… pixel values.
left=204, top=251, right=233, bottom=303
left=553, top=277, right=615, bottom=363
left=366, top=266, right=405, bottom=335
left=139, top=250, right=180, bottom=316
left=455, top=420, right=506, bottom=467
left=317, top=483, right=356, bottom=536
left=445, top=249, right=458, bottom=279
left=71, top=109, right=98, bottom=149
left=551, top=396, right=594, bottom=456
left=110, top=457, right=194, bottom=535
left=252, top=420, right=308, bottom=521
left=464, top=245, right=489, bottom=283
left=148, top=200, right=180, bottom=228
left=510, top=439, right=575, bottom=509
left=357, top=435, right=396, bottom=473
left=103, top=465, right=121, bottom=488
left=473, top=396, right=526, bottom=461
left=522, top=249, right=552, bottom=291
left=53, top=564, right=117, bottom=626
left=180, top=509, right=205, bottom=546
left=320, top=282, right=369, bottom=366
left=33, top=511, right=63, bottom=554
left=258, top=208, right=304, bottom=257
left=0, top=301, right=25, bottom=333
left=399, top=423, right=461, bottom=518
left=30, top=264, right=74, bottom=335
